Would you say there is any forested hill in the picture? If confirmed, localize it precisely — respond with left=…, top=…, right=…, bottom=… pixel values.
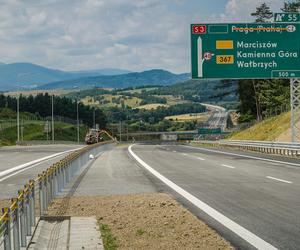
left=39, top=70, right=190, bottom=90
left=0, top=94, right=106, bottom=128
left=148, top=79, right=238, bottom=104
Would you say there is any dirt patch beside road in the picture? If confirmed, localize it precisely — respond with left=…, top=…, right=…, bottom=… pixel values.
left=47, top=193, right=233, bottom=250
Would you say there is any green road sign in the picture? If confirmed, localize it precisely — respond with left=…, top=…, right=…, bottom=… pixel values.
left=274, top=13, right=300, bottom=23
left=191, top=23, right=300, bottom=79
left=198, top=128, right=222, bottom=135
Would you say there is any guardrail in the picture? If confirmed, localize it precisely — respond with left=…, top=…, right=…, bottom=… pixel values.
left=193, top=140, right=300, bottom=157
left=0, top=141, right=112, bottom=250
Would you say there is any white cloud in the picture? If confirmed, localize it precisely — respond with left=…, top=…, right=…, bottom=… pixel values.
left=222, top=0, right=282, bottom=22
left=0, top=0, right=284, bottom=73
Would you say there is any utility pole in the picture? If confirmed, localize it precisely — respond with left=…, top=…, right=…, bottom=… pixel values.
left=52, top=95, right=55, bottom=142
left=93, top=108, right=96, bottom=129
left=77, top=100, right=80, bottom=143
left=17, top=96, right=20, bottom=142
left=119, top=120, right=122, bottom=142
left=21, top=120, right=24, bottom=142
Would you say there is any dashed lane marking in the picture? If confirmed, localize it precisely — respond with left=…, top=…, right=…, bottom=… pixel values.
left=222, top=164, right=235, bottom=169
left=266, top=176, right=292, bottom=184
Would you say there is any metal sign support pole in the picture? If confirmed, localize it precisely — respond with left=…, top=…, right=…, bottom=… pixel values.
left=77, top=100, right=80, bottom=143
left=52, top=95, right=55, bottom=142
left=290, top=78, right=300, bottom=142
left=17, top=96, right=20, bottom=142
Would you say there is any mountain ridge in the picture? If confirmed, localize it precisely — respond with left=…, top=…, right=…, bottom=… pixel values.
left=39, top=69, right=190, bottom=90
left=0, top=62, right=189, bottom=91
left=0, top=62, right=132, bottom=91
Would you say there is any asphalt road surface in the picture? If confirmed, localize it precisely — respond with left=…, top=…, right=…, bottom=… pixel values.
left=128, top=144, right=300, bottom=250
left=0, top=144, right=84, bottom=199
left=58, top=144, right=156, bottom=197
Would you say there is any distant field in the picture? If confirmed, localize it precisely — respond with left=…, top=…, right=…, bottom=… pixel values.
left=165, top=113, right=211, bottom=122
left=81, top=94, right=142, bottom=108
left=120, top=87, right=158, bottom=94
left=137, top=103, right=169, bottom=110
left=81, top=96, right=100, bottom=106
left=154, top=95, right=189, bottom=105
left=4, top=89, right=74, bottom=97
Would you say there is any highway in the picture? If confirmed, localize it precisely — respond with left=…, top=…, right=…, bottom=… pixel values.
left=1, top=143, right=299, bottom=249
left=0, top=144, right=83, bottom=199
left=201, top=103, right=228, bottom=131
left=128, top=144, right=300, bottom=250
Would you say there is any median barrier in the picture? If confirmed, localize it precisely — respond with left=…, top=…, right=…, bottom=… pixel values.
left=193, top=140, right=300, bottom=157
left=0, top=141, right=112, bottom=250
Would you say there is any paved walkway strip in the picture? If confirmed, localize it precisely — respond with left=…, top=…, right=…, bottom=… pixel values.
left=28, top=217, right=103, bottom=249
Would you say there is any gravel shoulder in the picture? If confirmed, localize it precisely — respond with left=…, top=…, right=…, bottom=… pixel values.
left=47, top=193, right=233, bottom=250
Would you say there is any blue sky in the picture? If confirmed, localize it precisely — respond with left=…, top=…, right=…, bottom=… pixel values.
left=0, top=0, right=284, bottom=73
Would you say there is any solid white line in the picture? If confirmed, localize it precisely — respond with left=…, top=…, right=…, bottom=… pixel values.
left=184, top=145, right=300, bottom=168
left=266, top=176, right=292, bottom=184
left=182, top=153, right=188, bottom=156
left=0, top=154, right=66, bottom=182
left=0, top=148, right=80, bottom=179
left=128, top=145, right=277, bottom=250
left=222, top=164, right=235, bottom=169
left=173, top=150, right=177, bottom=153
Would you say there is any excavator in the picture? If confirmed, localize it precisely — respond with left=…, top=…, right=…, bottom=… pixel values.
left=85, top=129, right=115, bottom=144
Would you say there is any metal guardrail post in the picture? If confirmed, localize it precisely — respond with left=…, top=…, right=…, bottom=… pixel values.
left=57, top=166, right=61, bottom=192
left=2, top=208, right=11, bottom=250
left=53, top=167, right=58, bottom=197
left=29, top=180, right=35, bottom=227
left=46, top=170, right=51, bottom=206
left=11, top=198, right=20, bottom=250
left=48, top=171, right=51, bottom=206
left=66, top=162, right=70, bottom=183
left=24, top=185, right=31, bottom=237
left=42, top=172, right=47, bottom=210
left=62, top=164, right=65, bottom=188
left=70, top=160, right=74, bottom=179
left=38, top=175, right=44, bottom=216
left=18, top=190, right=26, bottom=247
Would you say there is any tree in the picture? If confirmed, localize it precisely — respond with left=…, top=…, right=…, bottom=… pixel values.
left=281, top=0, right=300, bottom=12
left=251, top=3, right=273, bottom=22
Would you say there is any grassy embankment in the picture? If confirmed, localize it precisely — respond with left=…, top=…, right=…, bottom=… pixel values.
left=229, top=112, right=290, bottom=141
left=0, top=122, right=89, bottom=146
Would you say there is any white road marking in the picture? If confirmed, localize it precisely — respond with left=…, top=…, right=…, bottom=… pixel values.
left=184, top=145, right=300, bottom=168
left=173, top=150, right=177, bottom=153
left=266, top=176, right=292, bottom=184
left=222, top=164, right=235, bottom=169
left=129, top=145, right=278, bottom=250
left=183, top=153, right=205, bottom=161
left=0, top=154, right=66, bottom=182
left=0, top=148, right=81, bottom=180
